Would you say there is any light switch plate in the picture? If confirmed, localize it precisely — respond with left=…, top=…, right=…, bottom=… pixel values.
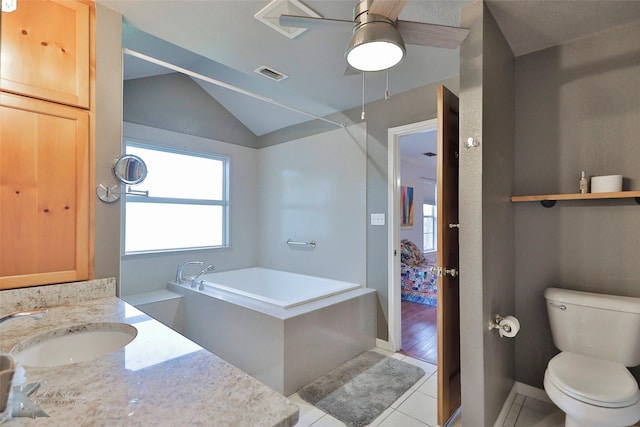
left=371, top=213, right=385, bottom=226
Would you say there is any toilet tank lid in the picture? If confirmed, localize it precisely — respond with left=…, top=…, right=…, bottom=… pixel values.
left=545, top=288, right=640, bottom=314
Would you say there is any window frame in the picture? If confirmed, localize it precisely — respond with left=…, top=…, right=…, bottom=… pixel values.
left=123, top=141, right=230, bottom=255
left=422, top=203, right=437, bottom=254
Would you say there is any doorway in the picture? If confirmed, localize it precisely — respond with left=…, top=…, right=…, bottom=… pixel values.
left=387, top=119, right=438, bottom=360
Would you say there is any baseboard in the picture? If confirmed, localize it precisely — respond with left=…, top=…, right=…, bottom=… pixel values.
left=375, top=338, right=395, bottom=352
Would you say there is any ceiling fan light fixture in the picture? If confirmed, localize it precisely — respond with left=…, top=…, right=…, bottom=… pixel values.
left=345, top=21, right=405, bottom=72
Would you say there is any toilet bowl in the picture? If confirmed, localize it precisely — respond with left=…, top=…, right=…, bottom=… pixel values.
left=544, top=352, right=640, bottom=427
left=544, top=288, right=640, bottom=427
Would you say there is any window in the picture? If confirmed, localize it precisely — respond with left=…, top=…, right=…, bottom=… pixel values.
left=423, top=204, right=437, bottom=252
left=124, top=142, right=229, bottom=253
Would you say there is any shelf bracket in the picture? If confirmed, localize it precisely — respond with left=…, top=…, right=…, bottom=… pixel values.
left=540, top=200, right=556, bottom=208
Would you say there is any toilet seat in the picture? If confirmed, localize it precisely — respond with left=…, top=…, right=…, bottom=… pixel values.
left=547, top=352, right=640, bottom=408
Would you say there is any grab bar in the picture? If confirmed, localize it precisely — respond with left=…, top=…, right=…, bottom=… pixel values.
left=286, top=239, right=316, bottom=248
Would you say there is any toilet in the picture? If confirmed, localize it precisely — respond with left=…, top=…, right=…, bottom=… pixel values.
left=544, top=287, right=640, bottom=427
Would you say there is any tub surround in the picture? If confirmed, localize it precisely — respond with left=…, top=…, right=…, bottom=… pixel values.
left=169, top=280, right=377, bottom=396
left=0, top=287, right=298, bottom=426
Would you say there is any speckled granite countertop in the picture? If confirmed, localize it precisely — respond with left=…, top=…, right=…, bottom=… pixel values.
left=0, top=296, right=299, bottom=426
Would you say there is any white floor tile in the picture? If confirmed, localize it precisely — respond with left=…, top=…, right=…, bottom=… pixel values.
left=502, top=401, right=522, bottom=427
left=289, top=393, right=327, bottom=427
left=513, top=407, right=564, bottom=427
left=309, top=414, right=346, bottom=427
left=397, top=391, right=439, bottom=426
left=378, top=410, right=432, bottom=427
left=417, top=373, right=438, bottom=398
left=391, top=385, right=419, bottom=409
left=522, top=397, right=558, bottom=415
left=291, top=349, right=458, bottom=427
left=368, top=407, right=395, bottom=426
left=401, top=356, right=438, bottom=376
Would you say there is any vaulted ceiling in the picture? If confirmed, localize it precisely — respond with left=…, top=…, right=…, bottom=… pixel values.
left=98, top=0, right=640, bottom=136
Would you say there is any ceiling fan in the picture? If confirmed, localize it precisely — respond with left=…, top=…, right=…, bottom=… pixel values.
left=279, top=0, right=470, bottom=73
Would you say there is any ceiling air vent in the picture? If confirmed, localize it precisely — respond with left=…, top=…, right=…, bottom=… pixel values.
left=255, top=66, right=288, bottom=82
left=254, top=0, right=321, bottom=39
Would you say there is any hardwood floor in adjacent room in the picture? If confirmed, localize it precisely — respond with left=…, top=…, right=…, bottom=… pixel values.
left=400, top=300, right=438, bottom=365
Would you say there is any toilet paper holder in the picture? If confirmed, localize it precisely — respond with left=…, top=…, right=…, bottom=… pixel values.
left=488, top=315, right=512, bottom=333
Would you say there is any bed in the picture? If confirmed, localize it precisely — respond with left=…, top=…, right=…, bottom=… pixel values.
left=400, top=239, right=438, bottom=306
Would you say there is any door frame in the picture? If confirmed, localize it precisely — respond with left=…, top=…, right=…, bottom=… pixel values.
left=386, top=118, right=438, bottom=351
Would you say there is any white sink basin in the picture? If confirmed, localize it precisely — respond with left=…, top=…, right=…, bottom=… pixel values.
left=11, top=323, right=137, bottom=367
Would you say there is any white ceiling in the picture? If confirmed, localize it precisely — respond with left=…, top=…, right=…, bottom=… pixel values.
left=98, top=0, right=640, bottom=137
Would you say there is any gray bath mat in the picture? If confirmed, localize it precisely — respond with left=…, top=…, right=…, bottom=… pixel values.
left=297, top=351, right=425, bottom=427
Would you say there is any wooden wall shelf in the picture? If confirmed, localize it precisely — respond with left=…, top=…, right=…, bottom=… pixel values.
left=511, top=191, right=640, bottom=208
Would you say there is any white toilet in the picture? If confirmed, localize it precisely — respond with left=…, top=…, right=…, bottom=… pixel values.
left=544, top=287, right=640, bottom=427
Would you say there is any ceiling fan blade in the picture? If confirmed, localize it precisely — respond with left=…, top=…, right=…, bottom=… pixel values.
left=279, top=14, right=353, bottom=30
left=369, top=0, right=408, bottom=21
left=397, top=20, right=469, bottom=49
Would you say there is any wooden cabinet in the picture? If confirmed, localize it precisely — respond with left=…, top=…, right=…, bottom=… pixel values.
left=0, top=0, right=94, bottom=289
left=0, top=93, right=90, bottom=289
left=0, top=0, right=91, bottom=109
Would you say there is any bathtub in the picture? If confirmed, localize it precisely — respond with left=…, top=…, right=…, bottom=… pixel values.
left=168, top=267, right=376, bottom=396
left=191, top=267, right=362, bottom=308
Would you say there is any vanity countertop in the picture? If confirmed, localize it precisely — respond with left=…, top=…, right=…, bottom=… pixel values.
left=0, top=297, right=299, bottom=426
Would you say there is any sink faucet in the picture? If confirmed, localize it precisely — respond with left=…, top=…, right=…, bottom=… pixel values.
left=0, top=308, right=48, bottom=326
left=190, top=264, right=215, bottom=289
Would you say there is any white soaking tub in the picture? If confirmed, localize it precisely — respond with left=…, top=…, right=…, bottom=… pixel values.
left=168, top=267, right=376, bottom=396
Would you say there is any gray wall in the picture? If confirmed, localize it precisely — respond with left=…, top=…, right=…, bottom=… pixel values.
left=261, top=77, right=460, bottom=340
left=94, top=4, right=123, bottom=282
left=514, top=19, right=640, bottom=388
left=124, top=73, right=258, bottom=148
left=459, top=2, right=516, bottom=425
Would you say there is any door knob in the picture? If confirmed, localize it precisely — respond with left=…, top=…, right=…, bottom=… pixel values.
left=429, top=267, right=458, bottom=277
left=444, top=268, right=458, bottom=277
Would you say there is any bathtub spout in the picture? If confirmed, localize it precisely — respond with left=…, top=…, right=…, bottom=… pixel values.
left=191, top=264, right=215, bottom=288
left=176, top=261, right=204, bottom=284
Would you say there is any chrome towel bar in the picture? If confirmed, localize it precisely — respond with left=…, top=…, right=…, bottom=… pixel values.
left=286, top=239, right=316, bottom=248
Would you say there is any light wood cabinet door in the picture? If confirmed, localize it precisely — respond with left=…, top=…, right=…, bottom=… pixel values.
left=0, top=92, right=90, bottom=289
left=0, top=0, right=90, bottom=108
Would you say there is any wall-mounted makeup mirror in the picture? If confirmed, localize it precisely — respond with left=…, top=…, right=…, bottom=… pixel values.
left=96, top=154, right=149, bottom=203
left=113, top=154, right=147, bottom=184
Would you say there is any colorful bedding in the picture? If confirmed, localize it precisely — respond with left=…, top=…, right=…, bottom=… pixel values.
left=400, top=239, right=437, bottom=306
left=401, top=260, right=438, bottom=306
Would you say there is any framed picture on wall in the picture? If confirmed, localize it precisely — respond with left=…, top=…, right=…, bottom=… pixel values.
left=401, top=186, right=414, bottom=228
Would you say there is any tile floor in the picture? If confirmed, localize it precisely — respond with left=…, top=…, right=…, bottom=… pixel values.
left=289, top=348, right=462, bottom=427
left=287, top=347, right=585, bottom=427
left=502, top=394, right=564, bottom=427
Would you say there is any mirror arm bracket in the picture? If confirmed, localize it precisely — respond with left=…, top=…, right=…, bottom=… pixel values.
left=96, top=184, right=149, bottom=203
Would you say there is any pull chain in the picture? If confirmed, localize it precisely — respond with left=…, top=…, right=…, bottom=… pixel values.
left=385, top=69, right=391, bottom=100
left=361, top=72, right=366, bottom=120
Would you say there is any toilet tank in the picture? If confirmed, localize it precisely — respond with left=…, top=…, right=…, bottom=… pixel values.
left=545, top=287, right=640, bottom=366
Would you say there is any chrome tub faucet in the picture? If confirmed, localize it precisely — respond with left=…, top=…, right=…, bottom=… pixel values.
left=175, top=261, right=215, bottom=286
left=175, top=261, right=203, bottom=284
left=191, top=264, right=215, bottom=290
left=0, top=308, right=48, bottom=326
